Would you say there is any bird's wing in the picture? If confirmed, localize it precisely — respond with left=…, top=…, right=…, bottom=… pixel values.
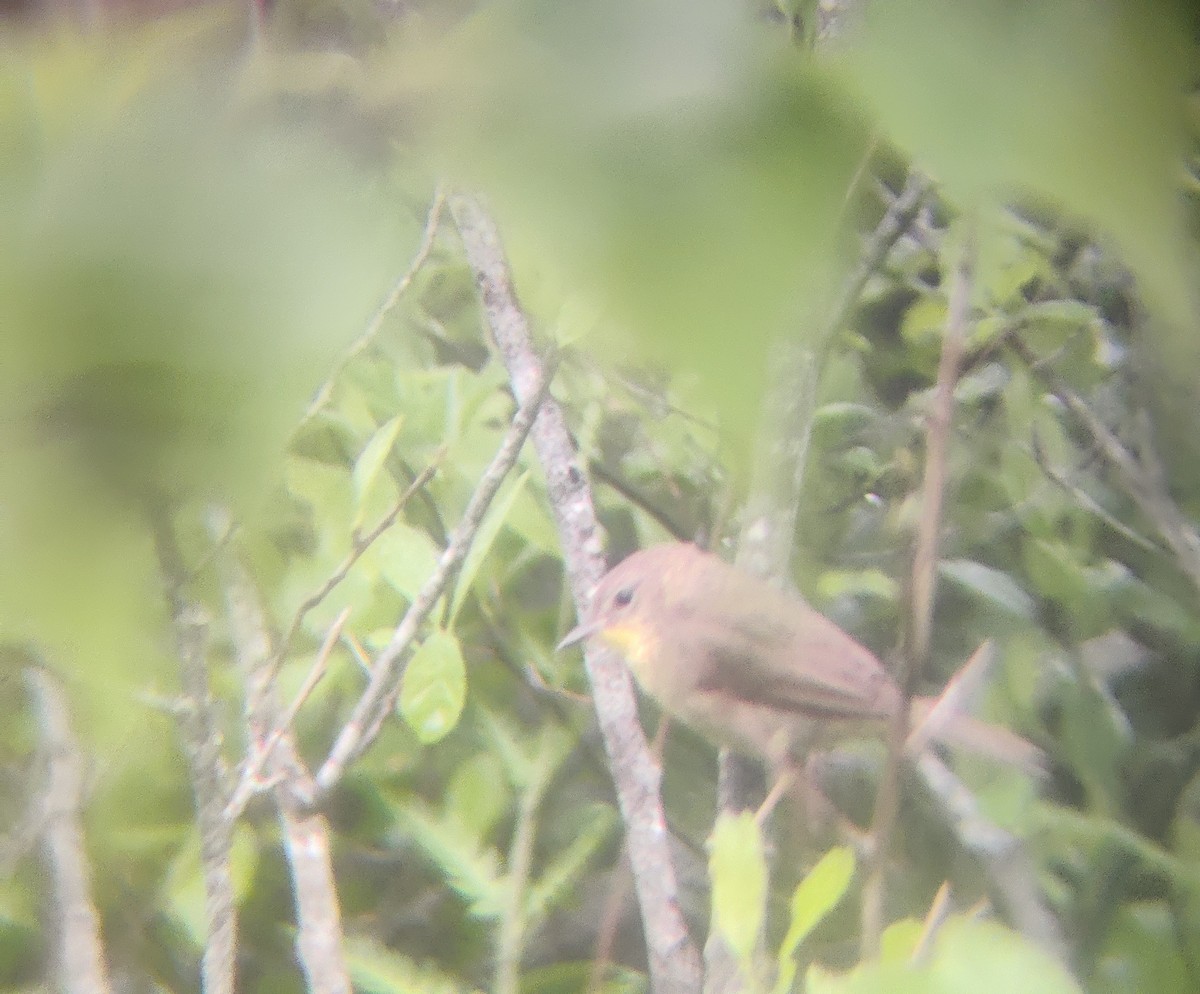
left=692, top=600, right=898, bottom=721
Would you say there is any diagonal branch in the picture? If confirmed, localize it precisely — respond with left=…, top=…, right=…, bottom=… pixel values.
left=213, top=519, right=351, bottom=994
left=305, top=186, right=447, bottom=421
left=267, top=457, right=441, bottom=689
left=448, top=191, right=703, bottom=994
left=862, top=224, right=975, bottom=958
left=1008, top=332, right=1200, bottom=598
left=315, top=368, right=555, bottom=794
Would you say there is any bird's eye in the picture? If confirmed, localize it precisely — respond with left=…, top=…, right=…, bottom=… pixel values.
left=613, top=586, right=635, bottom=609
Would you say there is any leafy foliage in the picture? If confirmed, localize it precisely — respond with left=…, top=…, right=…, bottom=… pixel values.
left=1, top=1, right=1198, bottom=993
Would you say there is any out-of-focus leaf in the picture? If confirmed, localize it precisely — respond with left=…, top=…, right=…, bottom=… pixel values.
left=847, top=0, right=1194, bottom=323
left=806, top=961, right=926, bottom=994
left=432, top=0, right=872, bottom=455
left=878, top=918, right=923, bottom=962
left=815, top=569, right=900, bottom=605
left=1037, top=805, right=1200, bottom=892
left=927, top=916, right=1082, bottom=994
left=709, top=811, right=768, bottom=967
left=939, top=559, right=1036, bottom=618
left=1095, top=902, right=1192, bottom=994
left=373, top=524, right=442, bottom=604
left=900, top=294, right=948, bottom=350
left=346, top=936, right=480, bottom=994
left=808, top=915, right=1081, bottom=994
left=399, top=629, right=466, bottom=744
left=391, top=800, right=504, bottom=919
left=0, top=25, right=415, bottom=685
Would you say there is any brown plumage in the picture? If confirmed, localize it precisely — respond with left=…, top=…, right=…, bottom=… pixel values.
left=559, top=542, right=1041, bottom=771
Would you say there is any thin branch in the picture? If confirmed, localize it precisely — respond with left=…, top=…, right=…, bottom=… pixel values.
left=270, top=457, right=441, bottom=683
left=315, top=367, right=556, bottom=794
left=911, top=881, right=954, bottom=965
left=818, top=171, right=933, bottom=361
left=214, top=525, right=351, bottom=994
left=25, top=668, right=113, bottom=994
left=278, top=799, right=351, bottom=994
left=150, top=509, right=237, bottom=994
left=1031, top=433, right=1162, bottom=554
left=1007, top=332, right=1200, bottom=599
left=225, top=606, right=350, bottom=819
left=909, top=232, right=973, bottom=672
left=915, top=754, right=1070, bottom=962
left=304, top=186, right=447, bottom=420
left=862, top=225, right=974, bottom=959
left=448, top=191, right=702, bottom=994
left=711, top=169, right=933, bottom=991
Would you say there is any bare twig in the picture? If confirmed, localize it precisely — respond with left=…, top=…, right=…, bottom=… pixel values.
left=709, top=170, right=934, bottom=991
left=862, top=225, right=974, bottom=959
left=1008, top=332, right=1200, bottom=599
left=820, top=171, right=933, bottom=361
left=915, top=754, right=1069, bottom=962
left=278, top=798, right=351, bottom=994
left=25, top=668, right=113, bottom=994
left=315, top=367, right=555, bottom=794
left=270, top=458, right=441, bottom=684
left=225, top=606, right=350, bottom=819
left=150, top=509, right=237, bottom=994
left=911, top=881, right=954, bottom=965
left=449, top=191, right=702, bottom=994
left=1031, top=437, right=1161, bottom=554
left=215, top=529, right=351, bottom=994
left=305, top=186, right=447, bottom=420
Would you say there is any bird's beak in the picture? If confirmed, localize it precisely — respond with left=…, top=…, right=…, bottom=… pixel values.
left=556, top=617, right=601, bottom=652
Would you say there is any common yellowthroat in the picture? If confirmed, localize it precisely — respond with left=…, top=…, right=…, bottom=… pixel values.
left=559, top=542, right=1040, bottom=771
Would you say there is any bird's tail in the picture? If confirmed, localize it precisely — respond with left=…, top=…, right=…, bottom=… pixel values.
left=906, top=641, right=1046, bottom=776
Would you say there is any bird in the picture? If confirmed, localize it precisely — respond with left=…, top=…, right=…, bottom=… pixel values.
left=558, top=542, right=1042, bottom=773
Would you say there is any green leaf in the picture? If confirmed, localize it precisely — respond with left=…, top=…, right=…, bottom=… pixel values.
left=399, top=629, right=466, bottom=744
left=815, top=569, right=900, bottom=605
left=352, top=415, right=404, bottom=513
left=900, top=294, right=948, bottom=348
left=806, top=915, right=1081, bottom=994
left=773, top=846, right=856, bottom=994
left=812, top=401, right=878, bottom=438
left=285, top=455, right=354, bottom=524
left=346, top=937, right=480, bottom=994
left=372, top=523, right=441, bottom=602
left=939, top=559, right=1036, bottom=618
left=708, top=811, right=768, bottom=967
left=448, top=470, right=529, bottom=628
left=927, top=916, right=1082, bottom=994
left=1096, top=902, right=1192, bottom=994
left=1022, top=538, right=1088, bottom=603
